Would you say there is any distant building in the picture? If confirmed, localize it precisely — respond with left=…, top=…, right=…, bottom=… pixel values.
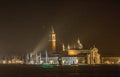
left=102, top=57, right=120, bottom=64
left=1, top=26, right=119, bottom=65
left=25, top=26, right=101, bottom=65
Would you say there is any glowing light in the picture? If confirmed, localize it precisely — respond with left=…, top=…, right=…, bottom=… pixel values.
left=40, top=60, right=44, bottom=64
left=68, top=50, right=79, bottom=55
left=49, top=60, right=54, bottom=64
left=8, top=61, right=12, bottom=64
left=104, top=60, right=110, bottom=64
left=62, top=44, right=65, bottom=51
left=68, top=44, right=70, bottom=50
left=62, top=60, right=65, bottom=64
left=30, top=60, right=34, bottom=64
left=3, top=60, right=7, bottom=64
left=75, top=59, right=79, bottom=64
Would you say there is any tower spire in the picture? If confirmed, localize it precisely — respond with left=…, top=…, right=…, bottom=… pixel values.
left=51, top=26, right=54, bottom=33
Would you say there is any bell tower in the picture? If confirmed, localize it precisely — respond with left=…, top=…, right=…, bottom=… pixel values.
left=48, top=26, right=56, bottom=53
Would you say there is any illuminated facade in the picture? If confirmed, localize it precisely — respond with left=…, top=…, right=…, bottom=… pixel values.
left=102, top=57, right=120, bottom=64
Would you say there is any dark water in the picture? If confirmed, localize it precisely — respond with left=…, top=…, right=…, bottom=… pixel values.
left=0, top=64, right=120, bottom=77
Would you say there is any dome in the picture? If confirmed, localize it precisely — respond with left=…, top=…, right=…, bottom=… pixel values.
left=92, top=45, right=98, bottom=53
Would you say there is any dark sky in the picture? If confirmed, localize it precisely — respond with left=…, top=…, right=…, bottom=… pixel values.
left=0, top=0, right=120, bottom=56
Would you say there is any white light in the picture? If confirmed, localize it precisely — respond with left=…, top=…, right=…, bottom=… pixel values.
left=49, top=60, right=54, bottom=64
left=8, top=61, right=12, bottom=64
left=62, top=60, right=65, bottom=65
left=75, top=59, right=78, bottom=64
left=40, top=60, right=44, bottom=64
left=30, top=60, right=34, bottom=64
left=3, top=60, right=7, bottom=64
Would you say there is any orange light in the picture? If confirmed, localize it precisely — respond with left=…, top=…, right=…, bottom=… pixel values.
left=68, top=50, right=79, bottom=55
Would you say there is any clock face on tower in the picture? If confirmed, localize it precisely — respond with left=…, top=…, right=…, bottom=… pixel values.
left=49, top=33, right=56, bottom=41
left=52, top=35, right=56, bottom=40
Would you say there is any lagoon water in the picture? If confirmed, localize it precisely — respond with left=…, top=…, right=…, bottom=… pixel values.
left=0, top=64, right=120, bottom=77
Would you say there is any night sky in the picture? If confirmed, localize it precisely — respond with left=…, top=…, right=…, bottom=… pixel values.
left=0, top=0, right=120, bottom=56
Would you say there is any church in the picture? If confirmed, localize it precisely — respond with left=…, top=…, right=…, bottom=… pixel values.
left=25, top=26, right=101, bottom=65
left=1, top=27, right=120, bottom=65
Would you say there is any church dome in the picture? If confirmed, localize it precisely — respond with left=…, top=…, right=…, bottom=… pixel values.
left=92, top=45, right=98, bottom=53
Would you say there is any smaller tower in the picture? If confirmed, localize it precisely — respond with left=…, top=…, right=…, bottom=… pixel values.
left=62, top=43, right=66, bottom=51
left=73, top=44, right=76, bottom=49
left=77, top=38, right=83, bottom=49
left=67, top=44, right=71, bottom=50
